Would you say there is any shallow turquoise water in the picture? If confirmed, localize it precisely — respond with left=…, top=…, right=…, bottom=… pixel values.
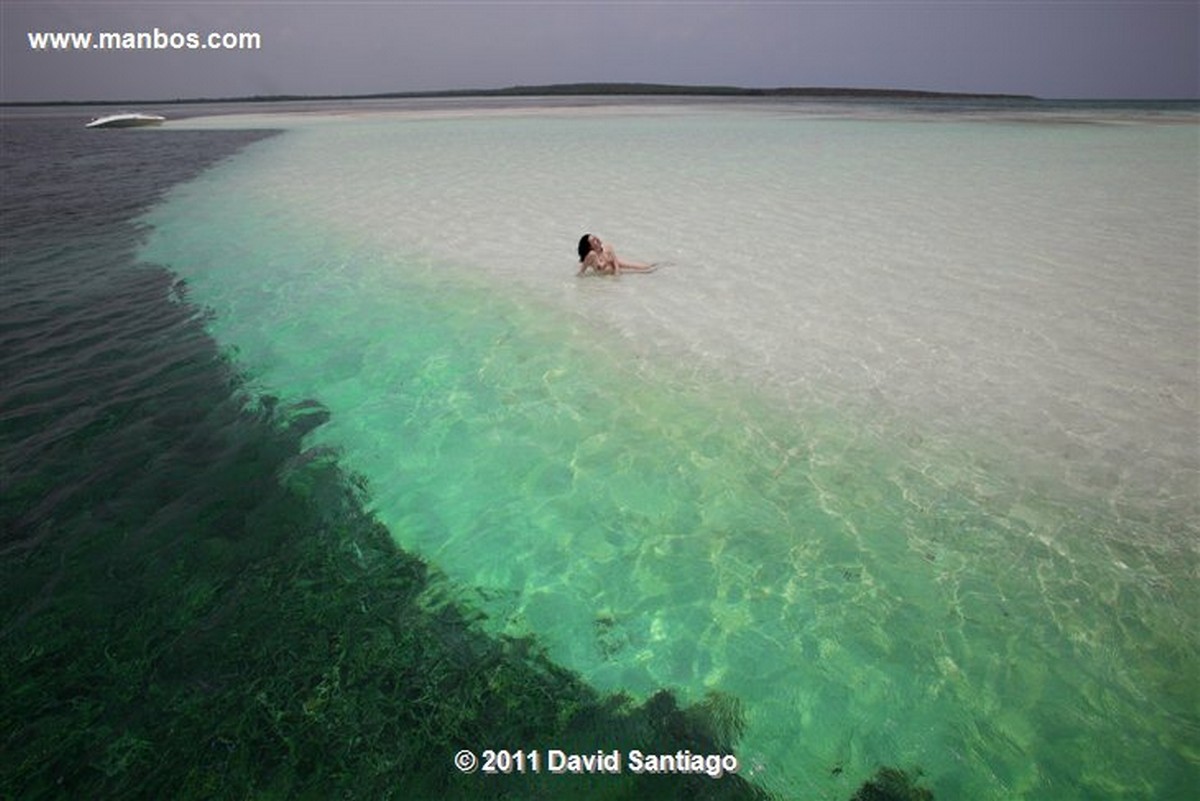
left=142, top=103, right=1198, bottom=799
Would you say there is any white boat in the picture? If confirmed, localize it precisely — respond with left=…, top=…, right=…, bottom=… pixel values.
left=85, top=112, right=166, bottom=129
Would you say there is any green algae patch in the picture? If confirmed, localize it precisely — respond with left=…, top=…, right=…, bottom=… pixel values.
left=0, top=365, right=778, bottom=800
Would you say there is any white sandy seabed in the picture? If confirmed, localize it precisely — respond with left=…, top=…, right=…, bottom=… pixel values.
left=146, top=101, right=1199, bottom=799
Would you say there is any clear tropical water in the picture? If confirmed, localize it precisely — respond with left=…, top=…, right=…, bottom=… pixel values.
left=3, top=98, right=1197, bottom=799
left=134, top=100, right=1199, bottom=799
left=5, top=106, right=770, bottom=800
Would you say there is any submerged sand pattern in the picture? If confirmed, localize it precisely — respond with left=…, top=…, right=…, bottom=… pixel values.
left=144, top=102, right=1199, bottom=799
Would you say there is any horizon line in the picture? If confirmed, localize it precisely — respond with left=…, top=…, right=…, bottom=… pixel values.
left=2, top=81, right=1050, bottom=107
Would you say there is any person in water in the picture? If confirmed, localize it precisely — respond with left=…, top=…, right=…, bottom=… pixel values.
left=576, top=234, right=656, bottom=276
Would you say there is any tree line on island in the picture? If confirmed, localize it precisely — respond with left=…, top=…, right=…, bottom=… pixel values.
left=6, top=82, right=1036, bottom=106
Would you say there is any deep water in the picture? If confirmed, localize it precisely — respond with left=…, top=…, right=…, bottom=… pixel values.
left=0, top=112, right=942, bottom=800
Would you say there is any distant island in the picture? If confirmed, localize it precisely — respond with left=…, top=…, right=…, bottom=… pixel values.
left=471, top=83, right=1037, bottom=100
left=3, top=82, right=1037, bottom=107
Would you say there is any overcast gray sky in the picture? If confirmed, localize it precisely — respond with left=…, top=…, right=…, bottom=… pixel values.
left=3, top=1, right=1197, bottom=102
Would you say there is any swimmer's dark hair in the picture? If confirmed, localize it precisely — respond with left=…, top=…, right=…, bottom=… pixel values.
left=577, top=234, right=593, bottom=262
